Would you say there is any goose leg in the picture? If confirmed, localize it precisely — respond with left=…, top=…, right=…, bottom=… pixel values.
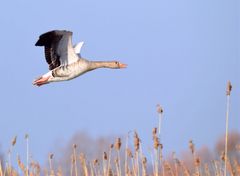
left=33, top=76, right=50, bottom=86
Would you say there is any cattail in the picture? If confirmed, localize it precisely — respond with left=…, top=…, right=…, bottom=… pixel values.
left=194, top=157, right=201, bottom=176
left=142, top=157, right=147, bottom=165
left=221, top=151, right=226, bottom=162
left=189, top=140, right=195, bottom=154
left=93, top=159, right=98, bottom=166
left=226, top=81, right=232, bottom=96
left=194, top=157, right=200, bottom=167
left=103, top=152, right=108, bottom=160
left=114, top=138, right=121, bottom=151
left=152, top=127, right=157, bottom=138
left=153, top=136, right=160, bottom=150
left=127, top=148, right=133, bottom=158
left=49, top=153, right=54, bottom=160
left=134, top=131, right=140, bottom=152
left=156, top=104, right=163, bottom=114
left=11, top=136, right=17, bottom=146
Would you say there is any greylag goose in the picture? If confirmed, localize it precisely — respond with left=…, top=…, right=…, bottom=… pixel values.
left=33, top=30, right=127, bottom=86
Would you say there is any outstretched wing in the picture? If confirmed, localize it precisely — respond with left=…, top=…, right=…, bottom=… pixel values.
left=35, top=30, right=79, bottom=70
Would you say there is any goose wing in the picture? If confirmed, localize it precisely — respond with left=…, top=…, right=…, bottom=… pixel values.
left=35, top=30, right=79, bottom=70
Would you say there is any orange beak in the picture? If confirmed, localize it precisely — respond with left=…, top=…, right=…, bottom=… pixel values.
left=119, top=62, right=127, bottom=69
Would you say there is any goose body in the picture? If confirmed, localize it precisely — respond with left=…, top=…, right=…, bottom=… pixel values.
left=33, top=30, right=127, bottom=86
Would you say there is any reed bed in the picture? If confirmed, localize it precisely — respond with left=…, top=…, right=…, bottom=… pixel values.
left=0, top=81, right=237, bottom=176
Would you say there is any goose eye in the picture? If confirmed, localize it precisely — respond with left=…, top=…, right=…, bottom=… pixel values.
left=115, top=61, right=119, bottom=65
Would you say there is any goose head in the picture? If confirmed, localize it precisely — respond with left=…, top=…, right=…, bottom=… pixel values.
left=109, top=61, right=127, bottom=69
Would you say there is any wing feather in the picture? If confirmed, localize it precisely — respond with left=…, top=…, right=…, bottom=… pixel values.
left=35, top=30, right=79, bottom=70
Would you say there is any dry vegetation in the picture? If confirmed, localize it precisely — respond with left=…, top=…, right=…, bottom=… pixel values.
left=0, top=81, right=239, bottom=176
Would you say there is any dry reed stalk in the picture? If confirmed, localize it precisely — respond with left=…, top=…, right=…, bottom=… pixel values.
left=7, top=150, right=11, bottom=176
left=226, top=159, right=234, bottom=176
left=8, top=135, right=16, bottom=176
left=133, top=131, right=140, bottom=176
left=114, top=138, right=122, bottom=176
left=71, top=154, right=74, bottom=176
left=181, top=162, right=190, bottom=176
left=159, top=144, right=165, bottom=176
left=3, top=163, right=6, bottom=176
left=213, top=160, right=221, bottom=176
left=224, top=81, right=232, bottom=176
left=79, top=153, right=88, bottom=176
left=18, top=155, right=28, bottom=176
left=141, top=156, right=147, bottom=176
left=156, top=104, right=163, bottom=138
left=107, top=144, right=113, bottom=176
left=124, top=132, right=131, bottom=176
left=164, top=161, right=174, bottom=176
left=172, top=152, right=179, bottom=176
left=194, top=157, right=201, bottom=176
left=233, top=159, right=240, bottom=175
left=115, top=158, right=120, bottom=176
left=103, top=152, right=108, bottom=176
left=89, top=162, right=94, bottom=176
left=73, top=144, right=78, bottom=176
left=152, top=127, right=159, bottom=176
left=0, top=160, right=3, bottom=176
left=189, top=140, right=197, bottom=174
left=108, top=168, right=113, bottom=176
left=154, top=147, right=158, bottom=176
left=127, top=148, right=135, bottom=176
left=139, top=143, right=146, bottom=176
left=204, top=163, right=210, bottom=176
left=93, top=159, right=99, bottom=176
left=57, top=167, right=63, bottom=176
left=149, top=148, right=155, bottom=176
left=48, top=153, right=54, bottom=175
left=43, top=168, right=48, bottom=176
left=25, top=134, right=29, bottom=176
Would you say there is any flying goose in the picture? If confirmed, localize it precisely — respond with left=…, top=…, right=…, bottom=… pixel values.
left=33, top=30, right=127, bottom=86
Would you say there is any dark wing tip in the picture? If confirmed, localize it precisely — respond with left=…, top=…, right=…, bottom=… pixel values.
left=35, top=30, right=72, bottom=47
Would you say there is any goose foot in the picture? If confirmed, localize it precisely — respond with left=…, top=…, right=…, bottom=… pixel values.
left=33, top=76, right=50, bottom=86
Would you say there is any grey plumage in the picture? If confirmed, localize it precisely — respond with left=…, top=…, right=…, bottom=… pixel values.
left=33, top=30, right=127, bottom=86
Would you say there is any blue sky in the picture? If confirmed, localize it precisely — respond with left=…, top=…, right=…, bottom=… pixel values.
left=0, top=0, right=239, bottom=165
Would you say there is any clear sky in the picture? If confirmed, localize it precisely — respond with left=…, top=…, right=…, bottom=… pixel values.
left=0, top=0, right=239, bottom=165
